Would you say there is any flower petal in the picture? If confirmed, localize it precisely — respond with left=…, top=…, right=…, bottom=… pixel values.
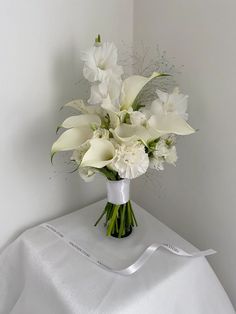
left=111, top=123, right=153, bottom=144
left=101, top=95, right=118, bottom=112
left=63, top=99, right=87, bottom=112
left=148, top=113, right=195, bottom=135
left=80, top=139, right=115, bottom=168
left=51, top=126, right=93, bottom=158
left=63, top=99, right=101, bottom=115
left=60, top=114, right=101, bottom=129
left=120, top=72, right=165, bottom=110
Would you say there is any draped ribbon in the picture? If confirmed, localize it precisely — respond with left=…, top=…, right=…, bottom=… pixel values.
left=42, top=223, right=216, bottom=276
left=106, top=179, right=130, bottom=205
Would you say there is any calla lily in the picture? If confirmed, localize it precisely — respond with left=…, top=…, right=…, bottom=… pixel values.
left=63, top=99, right=101, bottom=115
left=107, top=109, right=120, bottom=129
left=111, top=123, right=157, bottom=144
left=51, top=126, right=93, bottom=159
left=80, top=138, right=115, bottom=168
left=120, top=72, right=167, bottom=110
left=59, top=114, right=101, bottom=129
left=148, top=113, right=195, bottom=135
left=63, top=99, right=87, bottom=112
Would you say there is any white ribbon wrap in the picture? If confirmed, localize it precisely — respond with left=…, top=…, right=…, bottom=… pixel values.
left=42, top=223, right=216, bottom=276
left=106, top=179, right=130, bottom=205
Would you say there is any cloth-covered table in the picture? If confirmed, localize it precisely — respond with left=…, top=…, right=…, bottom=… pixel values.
left=0, top=199, right=234, bottom=314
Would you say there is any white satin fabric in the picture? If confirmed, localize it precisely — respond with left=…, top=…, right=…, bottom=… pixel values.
left=106, top=179, right=130, bottom=205
left=0, top=199, right=234, bottom=314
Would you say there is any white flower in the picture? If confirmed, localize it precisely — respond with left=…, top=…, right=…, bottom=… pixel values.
left=130, top=111, right=147, bottom=126
left=165, top=146, right=177, bottom=164
left=88, top=76, right=122, bottom=110
left=153, top=140, right=170, bottom=158
left=78, top=167, right=96, bottom=182
left=120, top=72, right=163, bottom=111
left=81, top=42, right=123, bottom=83
left=70, top=142, right=90, bottom=165
left=92, top=128, right=109, bottom=139
left=151, top=87, right=189, bottom=120
left=149, top=157, right=164, bottom=171
left=51, top=126, right=93, bottom=158
left=80, top=138, right=115, bottom=168
left=112, top=143, right=149, bottom=179
left=149, top=137, right=177, bottom=171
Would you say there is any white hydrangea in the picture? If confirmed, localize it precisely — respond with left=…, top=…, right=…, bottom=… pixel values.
left=149, top=137, right=177, bottom=171
left=112, top=143, right=149, bottom=179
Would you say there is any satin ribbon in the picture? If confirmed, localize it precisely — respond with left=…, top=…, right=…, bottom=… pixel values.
left=42, top=223, right=216, bottom=276
left=106, top=179, right=130, bottom=205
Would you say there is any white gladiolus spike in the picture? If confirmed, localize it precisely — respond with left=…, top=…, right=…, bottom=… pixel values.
left=51, top=126, right=93, bottom=158
left=81, top=42, right=123, bottom=83
left=80, top=139, right=115, bottom=168
left=100, top=95, right=118, bottom=113
left=148, top=113, right=195, bottom=135
left=120, top=72, right=164, bottom=110
left=152, top=88, right=189, bottom=120
left=60, top=114, right=101, bottom=129
left=89, top=77, right=122, bottom=109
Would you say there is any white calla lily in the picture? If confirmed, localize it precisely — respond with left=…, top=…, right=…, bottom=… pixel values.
left=79, top=167, right=96, bottom=182
left=107, top=109, right=120, bottom=129
left=111, top=123, right=154, bottom=144
left=51, top=126, right=93, bottom=159
left=63, top=99, right=87, bottom=112
left=63, top=99, right=101, bottom=115
left=120, top=72, right=165, bottom=110
left=148, top=113, right=195, bottom=135
left=80, top=138, right=115, bottom=168
left=60, top=114, right=101, bottom=129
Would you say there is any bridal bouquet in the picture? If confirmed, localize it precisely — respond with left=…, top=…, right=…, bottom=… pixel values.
left=51, top=35, right=195, bottom=238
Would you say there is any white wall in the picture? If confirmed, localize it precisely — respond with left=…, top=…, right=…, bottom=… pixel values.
left=133, top=0, right=236, bottom=307
left=0, top=0, right=133, bottom=251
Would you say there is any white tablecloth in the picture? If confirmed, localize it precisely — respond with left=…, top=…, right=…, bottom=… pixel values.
left=0, top=199, right=234, bottom=314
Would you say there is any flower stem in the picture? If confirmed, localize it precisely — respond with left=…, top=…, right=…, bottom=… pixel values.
left=95, top=201, right=138, bottom=237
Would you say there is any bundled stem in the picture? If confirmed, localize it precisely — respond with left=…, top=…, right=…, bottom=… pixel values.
left=94, top=201, right=137, bottom=238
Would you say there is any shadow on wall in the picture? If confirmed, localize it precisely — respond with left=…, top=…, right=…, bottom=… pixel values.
left=1, top=44, right=105, bottom=253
